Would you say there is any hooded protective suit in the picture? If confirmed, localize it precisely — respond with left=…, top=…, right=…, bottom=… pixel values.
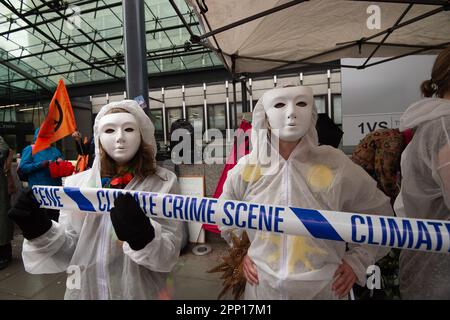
left=221, top=86, right=393, bottom=299
left=21, top=100, right=186, bottom=299
left=19, top=128, right=63, bottom=187
left=394, top=98, right=450, bottom=300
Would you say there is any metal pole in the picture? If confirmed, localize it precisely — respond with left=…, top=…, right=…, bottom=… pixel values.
left=182, top=85, right=186, bottom=119
left=225, top=80, right=231, bottom=141
left=162, top=87, right=167, bottom=146
left=203, top=83, right=209, bottom=142
left=123, top=0, right=149, bottom=114
left=361, top=3, right=413, bottom=68
left=249, top=78, right=253, bottom=113
left=195, top=0, right=308, bottom=41
left=168, top=0, right=195, bottom=38
left=241, top=79, right=248, bottom=113
left=327, top=70, right=333, bottom=121
left=232, top=80, right=238, bottom=129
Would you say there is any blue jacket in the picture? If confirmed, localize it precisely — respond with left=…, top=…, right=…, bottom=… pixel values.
left=19, top=129, right=63, bottom=187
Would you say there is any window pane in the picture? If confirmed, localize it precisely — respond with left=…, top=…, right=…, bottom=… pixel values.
left=167, top=108, right=183, bottom=131
left=0, top=107, right=16, bottom=122
left=333, top=95, right=342, bottom=124
left=151, top=109, right=163, bottom=139
left=16, top=109, right=38, bottom=124
left=233, top=103, right=242, bottom=127
left=314, top=96, right=326, bottom=114
left=187, top=106, right=204, bottom=133
left=208, top=104, right=226, bottom=130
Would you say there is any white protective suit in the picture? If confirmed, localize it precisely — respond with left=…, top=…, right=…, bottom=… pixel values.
left=221, top=86, right=393, bottom=299
left=22, top=100, right=186, bottom=299
left=394, top=98, right=450, bottom=300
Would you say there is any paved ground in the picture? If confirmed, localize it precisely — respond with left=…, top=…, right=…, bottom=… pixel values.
left=0, top=230, right=233, bottom=300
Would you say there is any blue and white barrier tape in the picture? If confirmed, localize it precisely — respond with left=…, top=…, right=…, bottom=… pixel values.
left=32, top=185, right=450, bottom=254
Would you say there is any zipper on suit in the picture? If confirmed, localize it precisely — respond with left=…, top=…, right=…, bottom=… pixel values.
left=279, top=161, right=289, bottom=300
left=96, top=216, right=109, bottom=299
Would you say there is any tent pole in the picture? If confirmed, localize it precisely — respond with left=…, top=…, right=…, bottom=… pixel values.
left=266, top=4, right=447, bottom=73
left=194, top=8, right=232, bottom=74
left=362, top=4, right=414, bottom=67
left=196, top=0, right=308, bottom=41
left=233, top=80, right=238, bottom=129
left=351, top=0, right=448, bottom=5
left=241, top=80, right=248, bottom=113
left=364, top=41, right=450, bottom=68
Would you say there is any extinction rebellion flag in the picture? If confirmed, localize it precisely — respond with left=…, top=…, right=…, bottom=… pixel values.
left=33, top=79, right=77, bottom=155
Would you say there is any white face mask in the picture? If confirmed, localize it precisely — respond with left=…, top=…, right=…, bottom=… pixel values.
left=98, top=113, right=141, bottom=165
left=263, top=86, right=314, bottom=142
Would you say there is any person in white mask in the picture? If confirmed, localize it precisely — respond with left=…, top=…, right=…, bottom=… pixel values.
left=220, top=85, right=393, bottom=299
left=394, top=47, right=450, bottom=299
left=9, top=100, right=186, bottom=299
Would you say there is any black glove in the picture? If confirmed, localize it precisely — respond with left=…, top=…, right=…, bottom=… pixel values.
left=110, top=193, right=155, bottom=251
left=8, top=189, right=52, bottom=240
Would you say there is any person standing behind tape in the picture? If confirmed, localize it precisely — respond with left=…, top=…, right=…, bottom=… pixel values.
left=394, top=47, right=450, bottom=300
left=17, top=128, right=63, bottom=222
left=0, top=136, right=14, bottom=270
left=72, top=130, right=95, bottom=171
left=8, top=100, right=186, bottom=299
left=220, top=85, right=394, bottom=299
left=351, top=128, right=407, bottom=204
left=18, top=128, right=64, bottom=188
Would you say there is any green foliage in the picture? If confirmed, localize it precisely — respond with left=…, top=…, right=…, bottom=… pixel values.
left=353, top=249, right=401, bottom=300
left=377, top=248, right=401, bottom=299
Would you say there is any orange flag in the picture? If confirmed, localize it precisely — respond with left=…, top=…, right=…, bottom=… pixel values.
left=33, top=79, right=77, bottom=155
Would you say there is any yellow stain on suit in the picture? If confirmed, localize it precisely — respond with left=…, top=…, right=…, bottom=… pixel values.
left=241, top=164, right=262, bottom=183
left=287, top=236, right=328, bottom=272
left=307, top=164, right=334, bottom=191
left=258, top=233, right=327, bottom=272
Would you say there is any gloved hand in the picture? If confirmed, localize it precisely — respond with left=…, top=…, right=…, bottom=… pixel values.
left=8, top=189, right=52, bottom=240
left=110, top=193, right=155, bottom=251
left=41, top=160, right=49, bottom=168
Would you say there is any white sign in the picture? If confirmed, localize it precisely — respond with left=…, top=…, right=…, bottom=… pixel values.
left=341, top=56, right=435, bottom=116
left=179, top=176, right=206, bottom=244
left=343, top=112, right=402, bottom=146
left=340, top=55, right=436, bottom=146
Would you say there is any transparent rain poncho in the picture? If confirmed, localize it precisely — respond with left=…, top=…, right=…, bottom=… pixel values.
left=221, top=86, right=393, bottom=299
left=21, top=100, right=186, bottom=299
left=394, top=98, right=450, bottom=299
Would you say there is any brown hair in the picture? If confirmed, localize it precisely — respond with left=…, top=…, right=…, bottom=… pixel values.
left=99, top=108, right=156, bottom=178
left=421, top=47, right=450, bottom=98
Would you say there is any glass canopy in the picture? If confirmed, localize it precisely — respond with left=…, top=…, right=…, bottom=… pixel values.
left=0, top=0, right=222, bottom=103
